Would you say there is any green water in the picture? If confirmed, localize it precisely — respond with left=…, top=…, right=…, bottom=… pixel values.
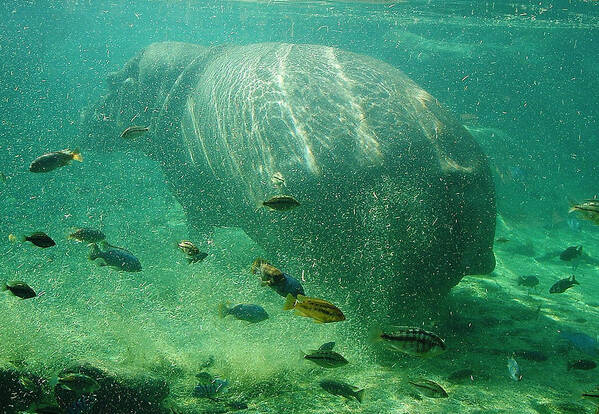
left=1, top=1, right=599, bottom=413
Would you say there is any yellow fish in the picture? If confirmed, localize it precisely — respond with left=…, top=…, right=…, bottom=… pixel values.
left=283, top=294, right=345, bottom=323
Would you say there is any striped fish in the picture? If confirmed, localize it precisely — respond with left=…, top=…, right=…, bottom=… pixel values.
left=408, top=378, right=448, bottom=398
left=120, top=125, right=149, bottom=139
left=284, top=294, right=345, bottom=323
left=304, top=342, right=349, bottom=368
left=369, top=326, right=446, bottom=357
left=569, top=199, right=599, bottom=225
left=193, top=372, right=229, bottom=400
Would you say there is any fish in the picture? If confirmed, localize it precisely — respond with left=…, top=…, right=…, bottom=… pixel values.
left=369, top=326, right=446, bottom=357
left=2, top=281, right=36, bottom=299
left=0, top=172, right=7, bottom=183
left=517, top=275, right=539, bottom=288
left=513, top=350, right=547, bottom=362
left=20, top=232, right=56, bottom=248
left=304, top=342, right=349, bottom=368
left=57, top=373, right=100, bottom=394
left=549, top=275, right=579, bottom=293
left=193, top=372, right=229, bottom=400
left=283, top=294, right=345, bottom=323
left=559, top=330, right=599, bottom=357
left=262, top=195, right=300, bottom=211
left=446, top=369, right=491, bottom=384
left=560, top=245, right=583, bottom=261
left=219, top=303, right=269, bottom=323
left=582, top=386, right=599, bottom=407
left=319, top=379, right=364, bottom=403
left=88, top=242, right=142, bottom=272
left=177, top=240, right=208, bottom=264
left=29, top=149, right=83, bottom=173
left=567, top=359, right=597, bottom=371
left=120, top=125, right=149, bottom=139
left=569, top=198, right=599, bottom=225
left=251, top=258, right=305, bottom=297
left=507, top=357, right=522, bottom=381
left=495, top=237, right=510, bottom=243
left=68, top=228, right=106, bottom=244
left=408, top=379, right=448, bottom=398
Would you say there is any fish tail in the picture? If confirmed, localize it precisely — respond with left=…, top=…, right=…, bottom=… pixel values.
left=367, top=325, right=383, bottom=344
left=283, top=294, right=296, bottom=310
left=71, top=149, right=83, bottom=162
left=355, top=389, right=365, bottom=403
left=218, top=303, right=230, bottom=319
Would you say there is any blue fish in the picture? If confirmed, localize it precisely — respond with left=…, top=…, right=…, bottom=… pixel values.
left=559, top=330, right=599, bottom=357
left=270, top=273, right=305, bottom=298
left=88, top=242, right=142, bottom=272
left=219, top=303, right=268, bottom=323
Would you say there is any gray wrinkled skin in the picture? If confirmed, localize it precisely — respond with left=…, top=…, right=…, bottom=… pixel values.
left=81, top=42, right=495, bottom=322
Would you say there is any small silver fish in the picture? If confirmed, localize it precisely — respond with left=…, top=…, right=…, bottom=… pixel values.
left=120, top=125, right=149, bottom=139
left=507, top=357, right=522, bottom=381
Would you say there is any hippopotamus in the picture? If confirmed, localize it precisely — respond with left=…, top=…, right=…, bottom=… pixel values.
left=81, top=42, right=495, bottom=322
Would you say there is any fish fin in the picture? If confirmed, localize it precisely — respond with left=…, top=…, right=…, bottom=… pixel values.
left=367, top=326, right=383, bottom=344
left=218, top=303, right=230, bottom=319
left=283, top=294, right=296, bottom=310
left=313, top=319, right=324, bottom=324
left=296, top=294, right=307, bottom=301
left=71, top=149, right=83, bottom=162
left=319, top=342, right=335, bottom=351
left=355, top=389, right=365, bottom=403
left=88, top=243, right=100, bottom=261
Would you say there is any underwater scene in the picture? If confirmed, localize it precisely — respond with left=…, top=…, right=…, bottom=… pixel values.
left=1, top=0, right=599, bottom=413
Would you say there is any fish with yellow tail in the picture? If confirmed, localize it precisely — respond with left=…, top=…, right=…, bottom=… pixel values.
left=283, top=294, right=345, bottom=323
left=369, top=326, right=446, bottom=357
left=29, top=149, right=83, bottom=173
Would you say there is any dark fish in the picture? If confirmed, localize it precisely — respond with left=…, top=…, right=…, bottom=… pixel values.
left=507, top=357, right=522, bottom=381
left=2, top=281, right=36, bottom=299
left=559, top=330, right=599, bottom=357
left=23, top=232, right=56, bottom=248
left=251, top=258, right=305, bottom=297
left=549, top=275, right=579, bottom=293
left=219, top=303, right=269, bottom=323
left=68, top=228, right=106, bottom=244
left=29, top=149, right=83, bottom=173
left=567, top=359, right=597, bottom=371
left=304, top=342, right=349, bottom=368
left=513, top=350, right=547, bottom=362
left=319, top=379, right=364, bottom=403
left=193, top=372, right=229, bottom=399
left=408, top=379, right=448, bottom=398
left=369, top=326, right=446, bottom=357
left=262, top=195, right=300, bottom=211
left=88, top=242, right=142, bottom=272
left=447, top=369, right=484, bottom=384
left=495, top=237, right=510, bottom=243
left=177, top=240, right=208, bottom=264
left=120, top=125, right=149, bottom=139
left=569, top=199, right=599, bottom=225
left=517, top=275, right=539, bottom=288
left=57, top=373, right=100, bottom=394
left=560, top=245, right=582, bottom=261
